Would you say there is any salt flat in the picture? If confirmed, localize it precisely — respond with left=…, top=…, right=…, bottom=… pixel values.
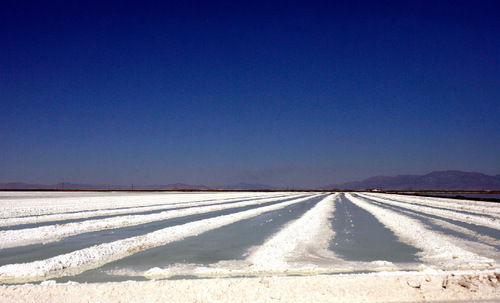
left=0, top=191, right=499, bottom=301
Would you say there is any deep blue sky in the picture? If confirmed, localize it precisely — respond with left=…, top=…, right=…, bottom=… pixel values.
left=1, top=0, right=499, bottom=188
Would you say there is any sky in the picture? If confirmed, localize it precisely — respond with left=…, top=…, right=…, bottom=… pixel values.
left=1, top=0, right=499, bottom=189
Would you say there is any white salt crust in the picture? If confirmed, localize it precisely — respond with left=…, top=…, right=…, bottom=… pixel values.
left=247, top=194, right=338, bottom=269
left=141, top=194, right=380, bottom=279
left=358, top=193, right=500, bottom=230
left=139, top=193, right=500, bottom=280
left=0, top=194, right=323, bottom=283
left=0, top=192, right=285, bottom=227
left=0, top=193, right=307, bottom=249
left=0, top=192, right=278, bottom=218
left=368, top=192, right=500, bottom=217
left=1, top=192, right=499, bottom=284
left=1, top=270, right=500, bottom=303
left=365, top=197, right=500, bottom=248
left=346, top=193, right=496, bottom=267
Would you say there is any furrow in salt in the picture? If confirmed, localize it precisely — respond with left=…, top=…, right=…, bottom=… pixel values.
left=0, top=191, right=282, bottom=219
left=0, top=193, right=289, bottom=228
left=0, top=193, right=306, bottom=249
left=361, top=194, right=500, bottom=240
left=0, top=194, right=309, bottom=249
left=367, top=193, right=500, bottom=219
left=369, top=199, right=500, bottom=247
left=426, top=217, right=500, bottom=248
left=0, top=192, right=279, bottom=218
left=358, top=197, right=500, bottom=259
left=247, top=194, right=339, bottom=270
left=346, top=193, right=495, bottom=268
left=357, top=193, right=500, bottom=230
left=0, top=194, right=323, bottom=283
left=369, top=193, right=500, bottom=217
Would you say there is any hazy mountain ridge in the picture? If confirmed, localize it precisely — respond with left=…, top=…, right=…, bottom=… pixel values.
left=0, top=182, right=220, bottom=191
left=224, top=183, right=277, bottom=190
left=324, top=171, right=500, bottom=190
left=2, top=171, right=499, bottom=190
left=0, top=182, right=270, bottom=191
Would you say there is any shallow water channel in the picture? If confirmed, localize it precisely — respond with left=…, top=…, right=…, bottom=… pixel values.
left=55, top=195, right=326, bottom=283
left=356, top=194, right=500, bottom=251
left=330, top=194, right=420, bottom=262
left=0, top=195, right=307, bottom=267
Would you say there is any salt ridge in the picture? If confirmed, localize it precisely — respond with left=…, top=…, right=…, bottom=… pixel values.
left=0, top=194, right=308, bottom=249
left=248, top=194, right=339, bottom=270
left=0, top=193, right=284, bottom=227
left=0, top=192, right=274, bottom=218
left=347, top=193, right=495, bottom=267
left=0, top=194, right=324, bottom=283
left=371, top=193, right=500, bottom=217
left=358, top=193, right=500, bottom=230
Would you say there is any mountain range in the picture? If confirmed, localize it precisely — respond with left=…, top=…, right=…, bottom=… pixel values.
left=0, top=182, right=274, bottom=191
left=1, top=171, right=500, bottom=191
left=323, top=170, right=500, bottom=190
left=0, top=182, right=218, bottom=191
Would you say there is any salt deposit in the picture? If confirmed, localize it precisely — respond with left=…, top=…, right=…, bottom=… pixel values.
left=0, top=191, right=499, bottom=286
left=368, top=192, right=500, bottom=217
left=358, top=193, right=500, bottom=229
left=0, top=192, right=275, bottom=218
left=247, top=194, right=339, bottom=270
left=1, top=269, right=499, bottom=302
left=0, top=194, right=323, bottom=283
left=346, top=193, right=496, bottom=268
left=374, top=200, right=500, bottom=247
left=142, top=194, right=395, bottom=279
left=0, top=193, right=306, bottom=249
left=0, top=192, right=283, bottom=227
